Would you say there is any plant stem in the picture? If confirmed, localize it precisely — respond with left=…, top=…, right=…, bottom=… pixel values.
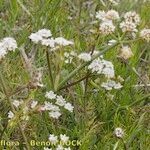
left=46, top=50, right=54, bottom=89
left=56, top=42, right=118, bottom=90
left=0, top=70, right=31, bottom=150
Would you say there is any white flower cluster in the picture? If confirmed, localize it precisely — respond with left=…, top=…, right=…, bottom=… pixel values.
left=64, top=51, right=77, bottom=64
left=8, top=111, right=15, bottom=119
left=114, top=127, right=124, bottom=138
left=0, top=37, right=17, bottom=60
left=119, top=45, right=133, bottom=60
left=44, top=134, right=71, bottom=150
left=12, top=100, right=23, bottom=108
left=120, top=11, right=140, bottom=33
left=42, top=91, right=74, bottom=119
left=101, top=79, right=122, bottom=90
left=88, top=56, right=115, bottom=78
left=29, top=29, right=73, bottom=50
left=96, top=10, right=119, bottom=35
left=78, top=52, right=91, bottom=62
left=140, top=28, right=150, bottom=42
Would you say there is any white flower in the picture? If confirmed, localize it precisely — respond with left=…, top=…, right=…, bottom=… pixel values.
left=48, top=134, right=58, bottom=144
left=43, top=102, right=60, bottom=111
left=0, top=37, right=17, bottom=60
left=0, top=46, right=7, bottom=60
left=1, top=37, right=17, bottom=51
left=124, top=11, right=140, bottom=25
left=31, top=100, right=38, bottom=109
left=41, top=38, right=55, bottom=47
left=101, top=80, right=122, bottom=90
left=49, top=111, right=61, bottom=119
left=120, top=21, right=137, bottom=32
left=37, top=29, right=52, bottom=38
left=64, top=103, right=74, bottom=112
left=78, top=53, right=91, bottom=62
left=29, top=33, right=43, bottom=44
left=101, top=60, right=115, bottom=78
left=44, top=147, right=52, bottom=150
left=12, top=100, right=21, bottom=108
left=8, top=111, right=14, bottom=119
left=140, top=29, right=150, bottom=42
left=99, top=21, right=115, bottom=35
left=119, top=46, right=133, bottom=60
left=45, top=91, right=56, bottom=99
left=88, top=59, right=103, bottom=73
left=56, top=96, right=66, bottom=106
left=56, top=145, right=64, bottom=150
left=60, top=134, right=69, bottom=143
left=114, top=127, right=124, bottom=138
left=88, top=58, right=115, bottom=78
left=106, top=10, right=120, bottom=20
left=96, top=10, right=119, bottom=22
left=55, top=37, right=74, bottom=46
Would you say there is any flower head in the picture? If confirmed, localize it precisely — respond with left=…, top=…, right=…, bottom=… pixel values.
left=99, top=21, right=115, bottom=35
left=78, top=53, right=91, bottom=62
left=60, top=134, right=69, bottom=143
left=119, top=46, right=133, bottom=60
left=106, top=10, right=120, bottom=20
left=48, top=134, right=58, bottom=144
left=29, top=33, right=43, bottom=43
left=49, top=111, right=61, bottom=119
left=140, top=29, right=150, bottom=42
left=45, top=91, right=57, bottom=99
left=124, top=11, right=140, bottom=25
left=114, top=127, right=124, bottom=138
left=55, top=37, right=74, bottom=46
left=101, top=80, right=122, bottom=90
left=64, top=103, right=74, bottom=112
left=120, top=21, right=137, bottom=32
left=8, top=111, right=15, bottom=119
left=37, top=29, right=52, bottom=38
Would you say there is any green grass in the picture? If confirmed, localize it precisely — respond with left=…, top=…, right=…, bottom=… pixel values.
left=0, top=0, right=150, bottom=150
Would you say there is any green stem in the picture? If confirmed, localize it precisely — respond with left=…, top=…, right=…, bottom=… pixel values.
left=56, top=42, right=118, bottom=91
left=46, top=50, right=54, bottom=89
left=0, top=70, right=31, bottom=150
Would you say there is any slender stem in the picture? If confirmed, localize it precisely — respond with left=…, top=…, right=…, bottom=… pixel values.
left=46, top=50, right=54, bottom=89
left=0, top=70, right=31, bottom=150
left=58, top=73, right=92, bottom=91
left=56, top=42, right=118, bottom=90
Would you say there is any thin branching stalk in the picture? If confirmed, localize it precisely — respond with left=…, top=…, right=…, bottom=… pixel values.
left=56, top=42, right=119, bottom=91
left=58, top=73, right=92, bottom=91
left=46, top=50, right=54, bottom=89
left=0, top=70, right=31, bottom=150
